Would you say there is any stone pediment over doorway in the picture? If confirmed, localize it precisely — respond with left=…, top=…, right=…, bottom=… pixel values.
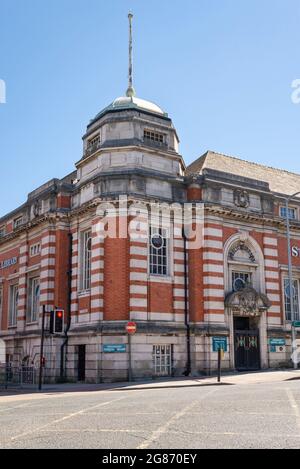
left=225, top=287, right=271, bottom=317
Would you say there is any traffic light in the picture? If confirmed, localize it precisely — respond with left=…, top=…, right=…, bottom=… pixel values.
left=49, top=309, right=64, bottom=334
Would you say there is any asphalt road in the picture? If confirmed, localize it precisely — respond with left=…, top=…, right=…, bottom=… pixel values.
left=0, top=378, right=300, bottom=449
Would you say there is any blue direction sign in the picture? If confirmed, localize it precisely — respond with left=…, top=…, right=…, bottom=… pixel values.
left=269, top=338, right=286, bottom=347
left=103, top=344, right=126, bottom=353
left=212, top=337, right=228, bottom=353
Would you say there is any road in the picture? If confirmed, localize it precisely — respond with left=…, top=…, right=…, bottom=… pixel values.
left=0, top=375, right=300, bottom=449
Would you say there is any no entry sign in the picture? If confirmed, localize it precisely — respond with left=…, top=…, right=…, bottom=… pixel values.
left=126, top=322, right=137, bottom=335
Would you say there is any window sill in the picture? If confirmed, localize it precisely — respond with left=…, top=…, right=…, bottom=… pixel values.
left=149, top=275, right=173, bottom=284
left=78, top=289, right=91, bottom=298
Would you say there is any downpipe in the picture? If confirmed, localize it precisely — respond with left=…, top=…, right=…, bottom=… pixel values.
left=183, top=228, right=191, bottom=376
left=60, top=233, right=73, bottom=380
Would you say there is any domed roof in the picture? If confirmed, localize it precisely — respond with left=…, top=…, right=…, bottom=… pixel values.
left=111, top=96, right=166, bottom=115
left=89, top=95, right=168, bottom=126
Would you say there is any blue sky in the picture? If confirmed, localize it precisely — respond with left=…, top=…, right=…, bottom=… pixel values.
left=0, top=0, right=299, bottom=217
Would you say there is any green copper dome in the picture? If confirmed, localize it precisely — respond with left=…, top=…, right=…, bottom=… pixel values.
left=90, top=95, right=168, bottom=126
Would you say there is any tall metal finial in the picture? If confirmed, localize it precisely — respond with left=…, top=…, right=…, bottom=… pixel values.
left=126, top=12, right=135, bottom=98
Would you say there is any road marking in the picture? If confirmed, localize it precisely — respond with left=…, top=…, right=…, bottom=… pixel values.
left=0, top=402, right=33, bottom=414
left=137, top=388, right=218, bottom=449
left=7, top=396, right=127, bottom=443
left=286, top=388, right=300, bottom=429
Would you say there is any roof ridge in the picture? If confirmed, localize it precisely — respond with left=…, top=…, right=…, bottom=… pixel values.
left=207, top=150, right=300, bottom=178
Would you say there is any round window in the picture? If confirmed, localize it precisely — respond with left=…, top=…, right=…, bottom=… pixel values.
left=234, top=278, right=246, bottom=292
left=151, top=233, right=164, bottom=250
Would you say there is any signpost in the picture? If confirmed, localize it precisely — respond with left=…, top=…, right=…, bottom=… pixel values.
left=212, top=337, right=227, bottom=383
left=126, top=322, right=137, bottom=335
left=212, top=337, right=228, bottom=353
left=292, top=321, right=300, bottom=328
left=126, top=322, right=137, bottom=382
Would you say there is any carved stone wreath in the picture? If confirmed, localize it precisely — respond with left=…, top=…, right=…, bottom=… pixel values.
left=225, top=286, right=271, bottom=317
left=234, top=189, right=250, bottom=208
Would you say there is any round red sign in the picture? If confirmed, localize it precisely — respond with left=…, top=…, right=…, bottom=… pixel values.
left=126, top=322, right=137, bottom=335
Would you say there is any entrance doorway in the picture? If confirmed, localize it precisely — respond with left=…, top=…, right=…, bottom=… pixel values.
left=234, top=317, right=260, bottom=371
left=77, top=345, right=86, bottom=381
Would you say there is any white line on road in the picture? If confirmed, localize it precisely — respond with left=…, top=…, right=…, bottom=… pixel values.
left=6, top=396, right=127, bottom=444
left=137, top=388, right=218, bottom=449
left=0, top=402, right=34, bottom=414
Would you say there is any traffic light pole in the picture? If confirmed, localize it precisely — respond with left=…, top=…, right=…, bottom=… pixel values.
left=38, top=304, right=46, bottom=391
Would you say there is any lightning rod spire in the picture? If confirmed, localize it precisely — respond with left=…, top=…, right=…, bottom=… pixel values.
left=126, top=13, right=136, bottom=98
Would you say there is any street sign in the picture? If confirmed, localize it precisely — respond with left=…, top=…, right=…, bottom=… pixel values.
left=126, top=322, right=137, bottom=335
left=103, top=344, right=126, bottom=353
left=212, top=337, right=228, bottom=353
left=269, top=338, right=286, bottom=346
left=292, top=321, right=300, bottom=328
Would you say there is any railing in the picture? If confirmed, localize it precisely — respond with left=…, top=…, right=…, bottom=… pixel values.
left=0, top=364, right=37, bottom=389
left=143, top=138, right=168, bottom=149
left=84, top=142, right=101, bottom=158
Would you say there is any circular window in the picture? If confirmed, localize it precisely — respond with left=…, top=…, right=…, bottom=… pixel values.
left=151, top=233, right=164, bottom=250
left=285, top=283, right=295, bottom=299
left=234, top=278, right=246, bottom=292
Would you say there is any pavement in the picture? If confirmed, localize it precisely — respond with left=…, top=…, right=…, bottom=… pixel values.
left=1, top=368, right=299, bottom=399
left=1, top=369, right=300, bottom=449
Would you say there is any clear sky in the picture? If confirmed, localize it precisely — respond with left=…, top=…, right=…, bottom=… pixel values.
left=0, top=0, right=300, bottom=217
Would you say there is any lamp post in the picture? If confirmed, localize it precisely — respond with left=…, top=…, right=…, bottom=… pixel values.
left=285, top=191, right=300, bottom=370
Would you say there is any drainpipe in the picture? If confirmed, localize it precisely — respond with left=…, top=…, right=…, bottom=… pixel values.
left=60, top=233, right=73, bottom=380
left=183, top=228, right=191, bottom=376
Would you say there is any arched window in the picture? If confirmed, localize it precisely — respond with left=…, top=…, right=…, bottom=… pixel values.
left=224, top=233, right=266, bottom=296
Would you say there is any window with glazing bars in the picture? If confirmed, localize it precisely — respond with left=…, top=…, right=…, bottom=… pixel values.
left=284, top=278, right=300, bottom=321
left=144, top=129, right=165, bottom=144
left=27, top=277, right=40, bottom=323
left=80, top=230, right=92, bottom=291
left=149, top=227, right=169, bottom=276
left=280, top=206, right=297, bottom=220
left=152, top=345, right=172, bottom=376
left=9, top=285, right=18, bottom=327
left=232, top=272, right=252, bottom=291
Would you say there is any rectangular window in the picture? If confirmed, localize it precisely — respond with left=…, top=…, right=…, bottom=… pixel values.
left=144, top=129, right=165, bottom=145
left=0, top=226, right=5, bottom=238
left=80, top=230, right=92, bottom=291
left=232, top=272, right=252, bottom=291
left=149, top=227, right=169, bottom=276
left=152, top=345, right=172, bottom=376
left=27, top=277, right=40, bottom=323
left=13, top=216, right=23, bottom=230
left=280, top=206, right=297, bottom=220
left=86, top=135, right=101, bottom=154
left=30, top=243, right=41, bottom=257
left=9, top=285, right=18, bottom=327
left=284, top=278, right=300, bottom=321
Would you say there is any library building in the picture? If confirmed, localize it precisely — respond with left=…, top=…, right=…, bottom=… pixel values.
left=0, top=16, right=299, bottom=383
